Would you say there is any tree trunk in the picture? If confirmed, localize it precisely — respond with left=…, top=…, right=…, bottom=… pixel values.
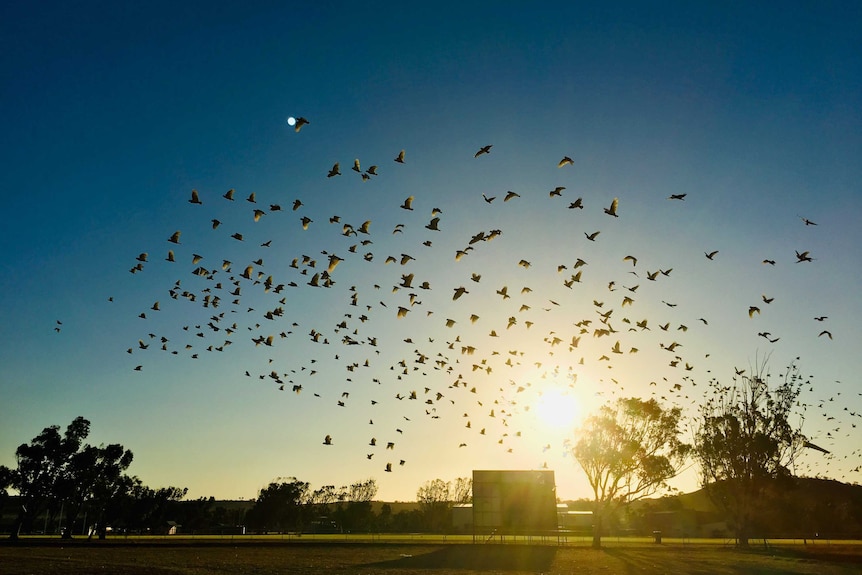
left=8, top=506, right=27, bottom=540
left=592, top=511, right=603, bottom=548
left=8, top=519, right=20, bottom=541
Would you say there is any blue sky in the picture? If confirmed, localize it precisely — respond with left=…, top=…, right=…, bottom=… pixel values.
left=1, top=2, right=860, bottom=502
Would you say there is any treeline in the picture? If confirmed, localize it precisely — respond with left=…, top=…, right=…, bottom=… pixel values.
left=0, top=417, right=193, bottom=539
left=239, top=476, right=470, bottom=534
left=0, top=417, right=474, bottom=537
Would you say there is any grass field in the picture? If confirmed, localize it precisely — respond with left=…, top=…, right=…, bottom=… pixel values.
left=2, top=537, right=861, bottom=574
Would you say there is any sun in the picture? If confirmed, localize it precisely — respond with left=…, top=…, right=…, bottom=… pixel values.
left=534, top=388, right=582, bottom=431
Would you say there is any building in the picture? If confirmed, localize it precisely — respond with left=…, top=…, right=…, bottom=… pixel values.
left=472, top=470, right=558, bottom=538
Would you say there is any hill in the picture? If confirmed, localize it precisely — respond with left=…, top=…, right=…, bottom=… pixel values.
left=580, top=477, right=862, bottom=539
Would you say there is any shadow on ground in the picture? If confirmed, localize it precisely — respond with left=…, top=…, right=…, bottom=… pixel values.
left=362, top=544, right=557, bottom=571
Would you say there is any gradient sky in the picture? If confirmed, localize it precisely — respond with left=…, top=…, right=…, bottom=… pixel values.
left=2, top=2, right=860, bottom=503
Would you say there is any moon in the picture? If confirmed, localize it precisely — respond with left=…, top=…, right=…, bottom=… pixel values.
left=287, top=117, right=296, bottom=126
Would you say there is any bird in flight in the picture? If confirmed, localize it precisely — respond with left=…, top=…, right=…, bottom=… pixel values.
left=327, top=163, right=341, bottom=178
left=474, top=145, right=492, bottom=157
left=668, top=193, right=687, bottom=200
left=558, top=156, right=574, bottom=168
left=394, top=149, right=405, bottom=163
left=604, top=198, right=619, bottom=217
left=293, top=117, right=309, bottom=132
left=453, top=287, right=469, bottom=300
left=705, top=250, right=719, bottom=260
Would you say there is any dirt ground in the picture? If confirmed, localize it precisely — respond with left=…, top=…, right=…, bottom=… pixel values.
left=2, top=539, right=861, bottom=575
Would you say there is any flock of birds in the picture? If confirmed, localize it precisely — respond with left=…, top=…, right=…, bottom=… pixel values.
left=79, top=116, right=858, bottom=483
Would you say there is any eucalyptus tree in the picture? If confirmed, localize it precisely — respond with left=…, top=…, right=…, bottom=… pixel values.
left=570, top=397, right=690, bottom=548
left=694, top=360, right=809, bottom=547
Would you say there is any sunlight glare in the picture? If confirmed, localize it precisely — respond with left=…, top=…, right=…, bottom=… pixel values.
left=535, top=388, right=581, bottom=431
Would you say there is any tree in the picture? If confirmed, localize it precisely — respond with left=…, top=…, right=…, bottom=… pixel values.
left=569, top=397, right=689, bottom=548
left=0, top=465, right=12, bottom=517
left=694, top=360, right=807, bottom=547
left=56, top=443, right=134, bottom=539
left=120, top=483, right=188, bottom=533
left=339, top=478, right=378, bottom=532
left=1, top=417, right=138, bottom=539
left=3, top=416, right=91, bottom=539
left=416, top=476, right=472, bottom=532
left=451, top=476, right=473, bottom=505
left=245, top=477, right=310, bottom=532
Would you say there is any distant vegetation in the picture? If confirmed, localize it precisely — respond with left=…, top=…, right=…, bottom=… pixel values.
left=2, top=391, right=857, bottom=542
